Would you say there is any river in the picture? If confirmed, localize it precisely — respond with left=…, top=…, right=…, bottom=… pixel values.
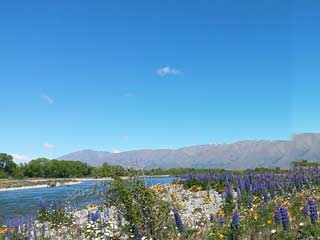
left=0, top=177, right=176, bottom=224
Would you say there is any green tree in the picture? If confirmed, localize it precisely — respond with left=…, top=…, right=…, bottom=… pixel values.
left=0, top=153, right=17, bottom=175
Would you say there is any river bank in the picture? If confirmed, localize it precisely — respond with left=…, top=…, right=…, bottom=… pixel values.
left=0, top=182, right=223, bottom=240
left=0, top=175, right=173, bottom=191
left=0, top=179, right=82, bottom=192
left=0, top=177, right=177, bottom=224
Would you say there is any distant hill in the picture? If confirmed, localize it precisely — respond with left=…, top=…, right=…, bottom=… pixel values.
left=57, top=133, right=320, bottom=169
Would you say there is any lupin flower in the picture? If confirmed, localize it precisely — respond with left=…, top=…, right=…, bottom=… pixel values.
left=262, top=187, right=269, bottom=203
left=236, top=187, right=241, bottom=201
left=308, top=197, right=318, bottom=224
left=41, top=223, right=46, bottom=237
left=274, top=207, right=282, bottom=224
left=302, top=204, right=309, bottom=217
left=225, top=182, right=233, bottom=201
left=172, top=208, right=184, bottom=233
left=279, top=205, right=290, bottom=230
left=232, top=207, right=240, bottom=229
left=6, top=221, right=11, bottom=240
left=13, top=219, right=19, bottom=233
left=134, top=226, right=142, bottom=240
left=39, top=200, right=47, bottom=212
left=219, top=216, right=225, bottom=225
left=209, top=213, right=215, bottom=223
left=90, top=209, right=101, bottom=222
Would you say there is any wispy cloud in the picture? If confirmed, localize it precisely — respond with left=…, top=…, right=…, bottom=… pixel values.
left=157, top=66, right=181, bottom=76
left=43, top=143, right=56, bottom=149
left=41, top=94, right=54, bottom=104
left=10, top=153, right=30, bottom=163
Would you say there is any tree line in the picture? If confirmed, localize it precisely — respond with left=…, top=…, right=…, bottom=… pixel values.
left=1, top=153, right=313, bottom=179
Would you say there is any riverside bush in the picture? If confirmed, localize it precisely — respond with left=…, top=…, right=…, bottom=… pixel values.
left=104, top=177, right=176, bottom=239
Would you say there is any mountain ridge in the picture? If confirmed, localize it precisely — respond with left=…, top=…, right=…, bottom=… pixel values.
left=57, top=133, right=320, bottom=169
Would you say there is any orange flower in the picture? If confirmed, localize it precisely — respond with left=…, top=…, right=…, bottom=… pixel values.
left=283, top=201, right=291, bottom=208
left=189, top=185, right=202, bottom=192
left=0, top=227, right=7, bottom=234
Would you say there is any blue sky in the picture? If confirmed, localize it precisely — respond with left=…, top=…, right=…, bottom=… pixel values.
left=0, top=1, right=319, bottom=162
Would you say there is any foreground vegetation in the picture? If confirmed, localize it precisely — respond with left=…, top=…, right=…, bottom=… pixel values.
left=1, top=161, right=320, bottom=239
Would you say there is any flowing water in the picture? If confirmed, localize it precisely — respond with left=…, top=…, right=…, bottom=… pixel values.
left=0, top=177, right=176, bottom=224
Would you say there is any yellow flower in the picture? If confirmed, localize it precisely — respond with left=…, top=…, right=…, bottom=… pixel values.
left=254, top=215, right=259, bottom=221
left=219, top=233, right=224, bottom=239
left=0, top=227, right=7, bottom=234
left=217, top=208, right=225, bottom=216
left=189, top=185, right=202, bottom=192
left=204, top=196, right=213, bottom=202
left=196, top=230, right=202, bottom=236
left=253, top=196, right=259, bottom=203
left=207, top=227, right=212, bottom=231
left=85, top=203, right=96, bottom=209
left=267, top=220, right=272, bottom=225
left=283, top=201, right=290, bottom=208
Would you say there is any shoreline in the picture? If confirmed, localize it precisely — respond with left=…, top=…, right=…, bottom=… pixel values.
left=0, top=175, right=174, bottom=192
left=0, top=181, right=81, bottom=192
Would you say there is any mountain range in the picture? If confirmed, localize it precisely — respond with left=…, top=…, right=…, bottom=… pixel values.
left=57, top=133, right=320, bottom=170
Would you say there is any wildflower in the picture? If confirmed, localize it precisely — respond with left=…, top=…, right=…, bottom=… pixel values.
left=41, top=223, right=46, bottom=237
left=279, top=205, right=290, bottom=230
left=209, top=213, right=215, bottom=223
left=225, top=182, right=233, bottom=201
left=302, top=204, right=309, bottom=217
left=299, top=222, right=304, bottom=227
left=219, top=233, right=224, bottom=239
left=172, top=208, right=184, bottom=233
left=232, top=207, right=240, bottom=229
left=267, top=220, right=272, bottom=225
left=274, top=207, right=281, bottom=224
left=39, top=200, right=47, bottom=211
left=236, top=187, right=241, bottom=200
left=271, top=229, right=276, bottom=234
left=219, top=216, right=225, bottom=225
left=308, top=197, right=318, bottom=224
left=262, top=186, right=269, bottom=202
left=134, top=226, right=142, bottom=240
left=89, top=209, right=101, bottom=222
left=5, top=221, right=11, bottom=238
